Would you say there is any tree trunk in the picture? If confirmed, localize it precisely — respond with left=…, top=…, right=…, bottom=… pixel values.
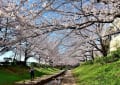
left=24, top=50, right=28, bottom=66
left=91, top=50, right=94, bottom=60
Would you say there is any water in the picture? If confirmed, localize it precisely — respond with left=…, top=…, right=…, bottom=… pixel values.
left=44, top=76, right=63, bottom=85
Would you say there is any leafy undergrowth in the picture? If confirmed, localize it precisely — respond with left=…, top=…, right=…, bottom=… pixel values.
left=72, top=60, right=120, bottom=85
left=0, top=65, right=59, bottom=85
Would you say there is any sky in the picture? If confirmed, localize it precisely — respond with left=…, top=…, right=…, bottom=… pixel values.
left=0, top=51, right=13, bottom=62
left=0, top=51, right=37, bottom=62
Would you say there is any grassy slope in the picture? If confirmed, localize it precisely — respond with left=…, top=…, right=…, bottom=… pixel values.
left=0, top=66, right=59, bottom=85
left=72, top=60, right=120, bottom=85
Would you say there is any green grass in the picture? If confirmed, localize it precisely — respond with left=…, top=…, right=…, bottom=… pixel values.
left=35, top=67, right=59, bottom=75
left=72, top=60, right=120, bottom=85
left=0, top=65, right=59, bottom=85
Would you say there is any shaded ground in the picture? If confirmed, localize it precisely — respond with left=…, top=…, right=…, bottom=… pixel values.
left=0, top=66, right=59, bottom=85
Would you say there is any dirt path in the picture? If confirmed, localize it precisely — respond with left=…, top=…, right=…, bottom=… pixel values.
left=62, top=70, right=76, bottom=85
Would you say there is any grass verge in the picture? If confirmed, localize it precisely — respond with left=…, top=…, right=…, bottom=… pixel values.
left=0, top=65, right=59, bottom=85
left=72, top=60, right=120, bottom=85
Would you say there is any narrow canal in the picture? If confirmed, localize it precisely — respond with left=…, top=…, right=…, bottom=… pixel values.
left=44, top=70, right=76, bottom=85
left=15, top=70, right=76, bottom=85
left=44, top=76, right=63, bottom=85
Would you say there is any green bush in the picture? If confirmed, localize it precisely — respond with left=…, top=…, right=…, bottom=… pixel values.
left=30, top=62, right=39, bottom=67
left=94, top=57, right=106, bottom=65
left=111, top=48, right=120, bottom=59
left=83, top=60, right=94, bottom=65
left=105, top=54, right=119, bottom=63
left=93, top=48, right=120, bottom=64
left=93, top=55, right=119, bottom=65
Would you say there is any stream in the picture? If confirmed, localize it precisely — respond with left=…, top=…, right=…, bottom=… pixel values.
left=44, top=76, right=64, bottom=85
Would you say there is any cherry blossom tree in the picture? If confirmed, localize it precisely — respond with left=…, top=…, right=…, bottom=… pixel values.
left=0, top=0, right=120, bottom=66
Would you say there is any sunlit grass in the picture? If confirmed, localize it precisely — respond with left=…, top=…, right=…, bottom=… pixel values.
left=72, top=60, right=120, bottom=85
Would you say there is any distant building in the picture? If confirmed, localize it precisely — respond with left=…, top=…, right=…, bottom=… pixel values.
left=109, top=18, right=120, bottom=51
left=110, top=34, right=120, bottom=51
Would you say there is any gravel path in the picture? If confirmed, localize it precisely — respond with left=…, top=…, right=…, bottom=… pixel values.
left=62, top=70, right=76, bottom=85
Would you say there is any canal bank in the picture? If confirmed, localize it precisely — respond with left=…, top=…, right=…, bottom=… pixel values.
left=15, top=70, right=76, bottom=85
left=15, top=70, right=66, bottom=85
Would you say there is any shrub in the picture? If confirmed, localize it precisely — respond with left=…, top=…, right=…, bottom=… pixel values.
left=111, top=48, right=120, bottom=59
left=81, top=48, right=120, bottom=65
left=83, top=60, right=94, bottom=65
left=30, top=62, right=39, bottom=67
left=94, top=57, right=106, bottom=65
left=106, top=54, right=119, bottom=63
left=93, top=48, right=120, bottom=64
